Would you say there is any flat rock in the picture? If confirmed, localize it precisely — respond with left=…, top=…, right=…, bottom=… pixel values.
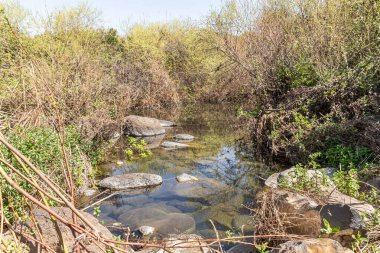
left=98, top=173, right=163, bottom=190
left=327, top=190, right=375, bottom=215
left=270, top=238, right=353, bottom=253
left=176, top=173, right=199, bottom=183
left=124, top=115, right=165, bottom=136
left=159, top=120, right=176, bottom=127
left=174, top=134, right=194, bottom=140
left=161, top=141, right=189, bottom=149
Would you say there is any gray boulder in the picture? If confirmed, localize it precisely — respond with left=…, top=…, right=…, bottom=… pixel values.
left=124, top=115, right=165, bottom=136
left=98, top=173, right=163, bottom=190
left=271, top=238, right=353, bottom=253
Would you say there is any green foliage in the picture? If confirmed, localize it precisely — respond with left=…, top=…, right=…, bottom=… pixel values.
left=93, top=206, right=101, bottom=217
left=0, top=126, right=102, bottom=221
left=255, top=242, right=269, bottom=253
left=333, top=169, right=379, bottom=205
left=351, top=232, right=369, bottom=252
left=278, top=60, right=320, bottom=88
left=320, top=218, right=341, bottom=235
left=125, top=137, right=152, bottom=161
left=324, top=145, right=375, bottom=170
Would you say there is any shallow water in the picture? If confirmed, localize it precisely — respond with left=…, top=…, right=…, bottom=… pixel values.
left=85, top=104, right=267, bottom=241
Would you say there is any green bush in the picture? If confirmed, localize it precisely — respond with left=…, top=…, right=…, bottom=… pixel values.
left=0, top=126, right=102, bottom=221
left=324, top=145, right=375, bottom=170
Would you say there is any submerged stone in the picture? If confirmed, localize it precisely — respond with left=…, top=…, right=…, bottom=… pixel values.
left=176, top=173, right=199, bottom=183
left=161, top=141, right=189, bottom=149
left=174, top=134, right=194, bottom=140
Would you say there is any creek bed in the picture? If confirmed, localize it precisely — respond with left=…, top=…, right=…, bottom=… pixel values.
left=84, top=104, right=266, bottom=244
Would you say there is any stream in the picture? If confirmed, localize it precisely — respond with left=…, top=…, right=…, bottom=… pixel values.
left=84, top=104, right=268, bottom=245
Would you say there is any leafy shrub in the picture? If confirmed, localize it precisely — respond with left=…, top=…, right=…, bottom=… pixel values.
left=324, top=145, right=375, bottom=170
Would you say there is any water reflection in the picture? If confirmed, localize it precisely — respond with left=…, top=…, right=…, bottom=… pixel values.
left=88, top=104, right=266, bottom=239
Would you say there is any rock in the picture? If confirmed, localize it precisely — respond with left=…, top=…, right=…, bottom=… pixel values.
left=83, top=189, right=97, bottom=197
left=367, top=177, right=380, bottom=190
left=158, top=234, right=211, bottom=253
left=270, top=238, right=353, bottom=253
left=159, top=120, right=176, bottom=127
left=12, top=207, right=134, bottom=253
left=272, top=189, right=321, bottom=236
left=319, top=204, right=367, bottom=243
left=174, top=134, right=194, bottom=141
left=139, top=226, right=155, bottom=236
left=227, top=244, right=254, bottom=253
left=161, top=141, right=189, bottom=149
left=148, top=213, right=196, bottom=235
left=116, top=161, right=124, bottom=165
left=276, top=189, right=319, bottom=210
left=124, top=115, right=165, bottom=136
left=118, top=207, right=195, bottom=235
left=328, top=190, right=375, bottom=215
left=98, top=173, right=163, bottom=190
left=232, top=215, right=255, bottom=233
left=265, top=169, right=375, bottom=215
left=176, top=173, right=199, bottom=183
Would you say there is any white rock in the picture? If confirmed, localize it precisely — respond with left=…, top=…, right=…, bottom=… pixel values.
left=176, top=173, right=199, bottom=183
left=139, top=226, right=155, bottom=236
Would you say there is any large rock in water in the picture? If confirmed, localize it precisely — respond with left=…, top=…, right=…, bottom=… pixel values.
left=8, top=207, right=134, bottom=253
left=124, top=115, right=165, bottom=136
left=270, top=238, right=353, bottom=253
left=98, top=173, right=163, bottom=190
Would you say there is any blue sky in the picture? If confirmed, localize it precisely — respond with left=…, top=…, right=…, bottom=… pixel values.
left=17, top=0, right=223, bottom=30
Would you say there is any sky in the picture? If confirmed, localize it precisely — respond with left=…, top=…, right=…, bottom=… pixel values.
left=16, top=0, right=223, bottom=31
